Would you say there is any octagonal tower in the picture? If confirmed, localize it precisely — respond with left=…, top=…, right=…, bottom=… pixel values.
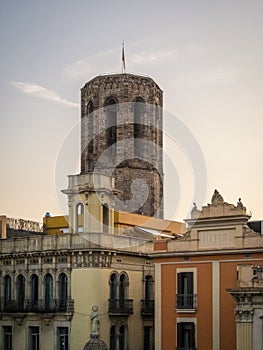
left=80, top=73, right=163, bottom=218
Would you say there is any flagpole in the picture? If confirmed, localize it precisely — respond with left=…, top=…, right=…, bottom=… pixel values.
left=122, top=42, right=126, bottom=74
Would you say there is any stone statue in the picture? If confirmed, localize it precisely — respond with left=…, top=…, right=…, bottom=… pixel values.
left=237, top=198, right=244, bottom=209
left=211, top=189, right=224, bottom=205
left=90, top=305, right=100, bottom=337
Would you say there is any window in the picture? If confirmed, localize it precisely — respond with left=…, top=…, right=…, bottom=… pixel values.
left=58, top=273, right=68, bottom=310
left=29, top=327, right=39, bottom=350
left=3, top=326, right=12, bottom=350
left=177, top=322, right=195, bottom=350
left=119, top=273, right=128, bottom=300
left=17, top=275, right=25, bottom=311
left=145, top=275, right=154, bottom=300
left=110, top=324, right=127, bottom=350
left=44, top=273, right=53, bottom=310
left=105, top=97, right=117, bottom=156
left=57, top=327, right=68, bottom=350
left=86, top=100, right=94, bottom=115
left=176, top=270, right=197, bottom=310
left=144, top=326, right=154, bottom=350
left=133, top=97, right=145, bottom=158
left=119, top=325, right=126, bottom=350
left=76, top=203, right=84, bottom=233
left=30, top=274, right=39, bottom=308
left=141, top=276, right=154, bottom=315
left=4, top=276, right=11, bottom=307
left=110, top=325, right=117, bottom=350
left=103, top=204, right=109, bottom=233
left=110, top=273, right=118, bottom=300
left=87, top=100, right=94, bottom=169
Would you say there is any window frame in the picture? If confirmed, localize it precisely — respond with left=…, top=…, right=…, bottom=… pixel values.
left=28, top=326, right=40, bottom=350
left=176, top=318, right=196, bottom=350
left=3, top=325, right=12, bottom=350
left=176, top=268, right=197, bottom=311
left=57, top=326, right=69, bottom=350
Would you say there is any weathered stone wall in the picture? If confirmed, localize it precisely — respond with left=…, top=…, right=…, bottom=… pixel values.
left=80, top=74, right=163, bottom=217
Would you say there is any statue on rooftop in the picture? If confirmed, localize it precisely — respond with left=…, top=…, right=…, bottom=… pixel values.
left=211, top=189, right=224, bottom=206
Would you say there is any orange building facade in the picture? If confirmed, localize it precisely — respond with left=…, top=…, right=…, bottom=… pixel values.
left=153, top=190, right=263, bottom=350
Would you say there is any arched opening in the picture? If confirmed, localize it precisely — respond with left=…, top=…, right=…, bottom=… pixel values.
left=4, top=275, right=11, bottom=307
left=30, top=274, right=39, bottom=307
left=44, top=273, right=53, bottom=310
left=86, top=100, right=94, bottom=115
left=17, top=274, right=25, bottom=310
left=119, top=325, right=126, bottom=350
left=110, top=273, right=118, bottom=300
left=134, top=97, right=145, bottom=157
left=110, top=325, right=117, bottom=350
left=76, top=202, right=84, bottom=233
left=145, top=275, right=154, bottom=300
left=119, top=273, right=129, bottom=300
left=58, top=273, right=68, bottom=307
left=105, top=97, right=117, bottom=155
left=87, top=101, right=94, bottom=169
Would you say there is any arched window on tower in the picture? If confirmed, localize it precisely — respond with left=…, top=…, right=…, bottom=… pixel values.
left=76, top=202, right=84, bottom=233
left=86, top=100, right=94, bottom=115
left=58, top=273, right=68, bottom=310
left=44, top=273, right=53, bottom=310
left=4, top=275, right=11, bottom=307
left=87, top=101, right=94, bottom=169
left=104, top=97, right=117, bottom=156
left=30, top=274, right=39, bottom=308
left=134, top=97, right=145, bottom=158
left=17, top=274, right=25, bottom=311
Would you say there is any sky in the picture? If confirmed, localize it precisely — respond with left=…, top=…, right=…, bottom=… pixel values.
left=0, top=0, right=263, bottom=223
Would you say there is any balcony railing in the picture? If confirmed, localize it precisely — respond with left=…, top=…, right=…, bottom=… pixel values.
left=1, top=299, right=74, bottom=314
left=108, top=299, right=133, bottom=315
left=176, top=347, right=196, bottom=350
left=176, top=294, right=197, bottom=310
left=141, top=299, right=154, bottom=316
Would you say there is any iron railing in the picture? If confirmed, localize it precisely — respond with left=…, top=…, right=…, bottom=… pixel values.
left=1, top=299, right=74, bottom=313
left=176, top=294, right=197, bottom=310
left=141, top=299, right=154, bottom=316
left=108, top=299, right=133, bottom=315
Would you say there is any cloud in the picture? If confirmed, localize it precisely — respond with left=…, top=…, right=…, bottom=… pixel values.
left=204, top=65, right=239, bottom=83
left=63, top=50, right=116, bottom=81
left=11, top=81, right=78, bottom=108
left=130, top=50, right=176, bottom=65
left=63, top=48, right=178, bottom=81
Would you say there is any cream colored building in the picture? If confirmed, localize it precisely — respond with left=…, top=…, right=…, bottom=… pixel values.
left=0, top=172, right=160, bottom=350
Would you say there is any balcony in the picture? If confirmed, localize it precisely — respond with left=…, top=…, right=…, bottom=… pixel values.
left=176, top=294, right=197, bottom=311
left=108, top=299, right=133, bottom=316
left=1, top=299, right=74, bottom=314
left=141, top=299, right=154, bottom=316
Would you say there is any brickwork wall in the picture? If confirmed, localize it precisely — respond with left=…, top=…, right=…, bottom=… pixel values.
left=80, top=74, right=163, bottom=217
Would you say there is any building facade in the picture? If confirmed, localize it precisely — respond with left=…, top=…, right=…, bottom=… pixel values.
left=153, top=190, right=263, bottom=350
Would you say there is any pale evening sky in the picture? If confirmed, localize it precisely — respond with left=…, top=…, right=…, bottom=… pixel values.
left=0, top=0, right=262, bottom=223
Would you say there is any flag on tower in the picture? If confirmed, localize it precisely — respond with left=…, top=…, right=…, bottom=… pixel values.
left=122, top=42, right=126, bottom=73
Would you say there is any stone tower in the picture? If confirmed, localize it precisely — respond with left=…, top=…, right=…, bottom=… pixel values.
left=80, top=73, right=163, bottom=218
